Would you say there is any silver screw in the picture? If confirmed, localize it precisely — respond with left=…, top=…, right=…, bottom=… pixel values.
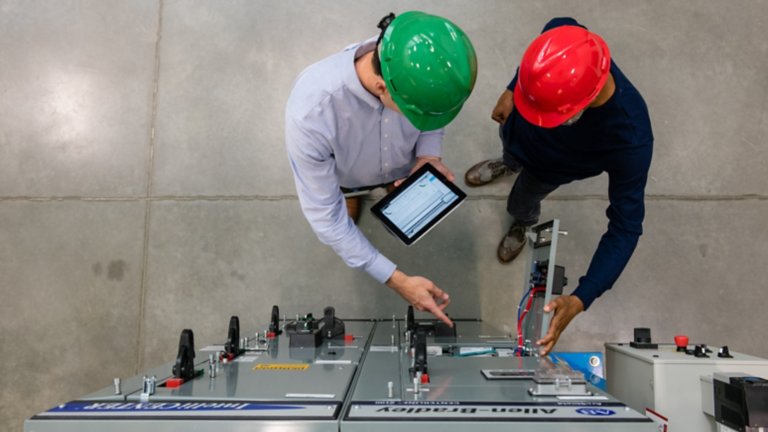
left=387, top=381, right=394, bottom=398
left=113, top=378, right=121, bottom=395
left=208, top=353, right=217, bottom=378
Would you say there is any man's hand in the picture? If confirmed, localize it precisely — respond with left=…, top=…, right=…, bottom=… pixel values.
left=492, top=89, right=515, bottom=124
left=535, top=295, right=584, bottom=355
left=386, top=269, right=453, bottom=326
left=393, top=156, right=455, bottom=187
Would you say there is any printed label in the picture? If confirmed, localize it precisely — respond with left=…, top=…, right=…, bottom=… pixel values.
left=253, top=363, right=310, bottom=371
left=347, top=403, right=648, bottom=421
left=41, top=401, right=337, bottom=419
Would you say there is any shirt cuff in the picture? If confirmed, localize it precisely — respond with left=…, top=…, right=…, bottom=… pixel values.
left=571, top=283, right=598, bottom=311
left=415, top=136, right=442, bottom=159
left=365, top=252, right=397, bottom=284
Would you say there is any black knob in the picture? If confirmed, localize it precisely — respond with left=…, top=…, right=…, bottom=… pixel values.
left=718, top=346, right=733, bottom=358
left=694, top=345, right=709, bottom=358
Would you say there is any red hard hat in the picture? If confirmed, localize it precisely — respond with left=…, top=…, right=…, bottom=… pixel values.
left=514, top=25, right=611, bottom=128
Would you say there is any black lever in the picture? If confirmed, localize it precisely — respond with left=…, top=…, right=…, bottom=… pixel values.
left=410, top=327, right=428, bottom=377
left=321, top=306, right=345, bottom=339
left=224, top=316, right=241, bottom=358
left=406, top=306, right=416, bottom=334
left=269, top=305, right=282, bottom=335
left=172, top=329, right=196, bottom=380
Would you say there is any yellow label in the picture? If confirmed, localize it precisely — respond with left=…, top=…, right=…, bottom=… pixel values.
left=253, top=363, right=310, bottom=371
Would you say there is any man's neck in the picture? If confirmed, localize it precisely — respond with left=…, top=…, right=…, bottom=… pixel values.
left=355, top=51, right=379, bottom=96
left=590, top=73, right=615, bottom=108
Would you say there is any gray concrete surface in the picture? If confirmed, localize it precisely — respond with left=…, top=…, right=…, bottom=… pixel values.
left=1, top=1, right=767, bottom=431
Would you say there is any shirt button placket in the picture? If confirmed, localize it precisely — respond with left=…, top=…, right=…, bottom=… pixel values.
left=382, top=114, right=391, bottom=175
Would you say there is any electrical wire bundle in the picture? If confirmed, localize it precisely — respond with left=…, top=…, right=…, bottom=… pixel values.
left=516, top=285, right=545, bottom=356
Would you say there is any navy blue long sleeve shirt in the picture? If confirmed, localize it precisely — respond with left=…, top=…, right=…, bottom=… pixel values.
left=502, top=17, right=653, bottom=310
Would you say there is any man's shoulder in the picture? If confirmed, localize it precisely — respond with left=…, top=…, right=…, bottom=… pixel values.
left=287, top=47, right=354, bottom=118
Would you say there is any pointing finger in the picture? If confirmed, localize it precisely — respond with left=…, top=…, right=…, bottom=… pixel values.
left=425, top=300, right=453, bottom=327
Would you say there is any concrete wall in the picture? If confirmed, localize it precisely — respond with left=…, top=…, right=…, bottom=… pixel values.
left=1, top=0, right=767, bottom=430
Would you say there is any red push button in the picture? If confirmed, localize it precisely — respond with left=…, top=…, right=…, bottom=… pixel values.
left=165, top=378, right=184, bottom=389
left=674, top=335, right=689, bottom=352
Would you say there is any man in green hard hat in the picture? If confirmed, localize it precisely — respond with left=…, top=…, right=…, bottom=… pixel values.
left=285, top=12, right=477, bottom=325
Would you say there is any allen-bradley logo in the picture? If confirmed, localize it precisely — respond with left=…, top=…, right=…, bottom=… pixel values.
left=576, top=408, right=616, bottom=416
left=376, top=407, right=557, bottom=415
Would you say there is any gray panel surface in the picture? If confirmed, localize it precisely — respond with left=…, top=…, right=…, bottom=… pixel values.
left=344, top=321, right=656, bottom=431
left=26, top=319, right=656, bottom=432
left=26, top=320, right=374, bottom=432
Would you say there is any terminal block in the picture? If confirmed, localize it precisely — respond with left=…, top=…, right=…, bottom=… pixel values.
left=531, top=260, right=567, bottom=295
left=286, top=306, right=347, bottom=348
left=287, top=313, right=322, bottom=348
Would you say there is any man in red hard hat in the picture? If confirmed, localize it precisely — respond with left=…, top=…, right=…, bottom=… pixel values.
left=465, top=17, right=653, bottom=354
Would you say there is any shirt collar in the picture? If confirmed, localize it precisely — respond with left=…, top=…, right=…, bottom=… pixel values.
left=344, top=36, right=382, bottom=110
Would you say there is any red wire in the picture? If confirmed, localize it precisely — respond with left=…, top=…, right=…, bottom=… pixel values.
left=517, top=287, right=545, bottom=355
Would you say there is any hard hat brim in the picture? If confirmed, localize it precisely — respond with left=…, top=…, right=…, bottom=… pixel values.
left=398, top=102, right=462, bottom=132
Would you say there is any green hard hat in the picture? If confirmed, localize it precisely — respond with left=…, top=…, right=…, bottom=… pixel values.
left=379, top=11, right=478, bottom=131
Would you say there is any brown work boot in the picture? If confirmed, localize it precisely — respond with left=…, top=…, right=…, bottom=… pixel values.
left=465, top=158, right=515, bottom=187
left=345, top=196, right=361, bottom=224
left=497, top=222, right=527, bottom=263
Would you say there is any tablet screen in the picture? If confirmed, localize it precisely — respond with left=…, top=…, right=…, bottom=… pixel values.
left=371, top=163, right=466, bottom=246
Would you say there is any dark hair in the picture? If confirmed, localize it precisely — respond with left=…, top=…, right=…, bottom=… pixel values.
left=372, top=12, right=395, bottom=77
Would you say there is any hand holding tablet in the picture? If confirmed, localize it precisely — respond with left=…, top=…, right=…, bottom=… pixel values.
left=371, top=163, right=466, bottom=246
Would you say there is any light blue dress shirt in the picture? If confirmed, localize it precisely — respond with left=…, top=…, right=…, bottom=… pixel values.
left=285, top=38, right=444, bottom=283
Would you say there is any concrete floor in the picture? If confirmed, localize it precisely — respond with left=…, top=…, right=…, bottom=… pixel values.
left=2, top=0, right=768, bottom=430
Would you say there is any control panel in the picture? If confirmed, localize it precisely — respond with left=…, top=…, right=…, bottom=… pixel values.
left=25, top=305, right=656, bottom=432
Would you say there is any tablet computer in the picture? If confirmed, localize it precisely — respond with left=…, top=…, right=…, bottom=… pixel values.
left=370, top=163, right=466, bottom=246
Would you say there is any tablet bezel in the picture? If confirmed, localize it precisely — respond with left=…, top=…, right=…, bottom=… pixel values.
left=370, top=162, right=466, bottom=246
